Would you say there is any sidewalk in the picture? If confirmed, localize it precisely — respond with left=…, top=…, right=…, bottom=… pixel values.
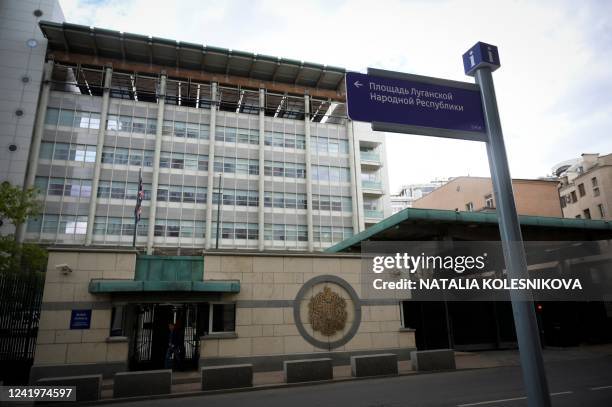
left=100, top=344, right=612, bottom=400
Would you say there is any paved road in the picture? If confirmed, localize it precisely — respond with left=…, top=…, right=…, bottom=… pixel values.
left=114, top=356, right=612, bottom=407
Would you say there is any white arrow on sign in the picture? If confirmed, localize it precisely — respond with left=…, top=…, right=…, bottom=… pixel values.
left=354, top=81, right=363, bottom=88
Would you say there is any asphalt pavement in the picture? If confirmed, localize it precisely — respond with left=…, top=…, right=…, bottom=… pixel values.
left=111, top=355, right=612, bottom=407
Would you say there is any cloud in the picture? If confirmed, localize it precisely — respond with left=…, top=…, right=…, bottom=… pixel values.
left=59, top=0, right=612, bottom=191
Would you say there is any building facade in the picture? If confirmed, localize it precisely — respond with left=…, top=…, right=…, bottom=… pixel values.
left=0, top=0, right=64, bottom=235
left=390, top=180, right=447, bottom=214
left=555, top=153, right=612, bottom=220
left=412, top=176, right=562, bottom=217
left=19, top=21, right=391, bottom=253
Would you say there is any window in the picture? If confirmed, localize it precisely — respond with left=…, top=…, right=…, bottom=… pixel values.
left=110, top=306, right=124, bottom=337
left=598, top=204, right=605, bottom=218
left=485, top=194, right=494, bottom=208
left=578, top=183, right=586, bottom=197
left=594, top=187, right=600, bottom=197
left=591, top=177, right=598, bottom=187
left=570, top=191, right=577, bottom=203
left=210, top=303, right=236, bottom=333
left=583, top=208, right=591, bottom=219
left=466, top=202, right=474, bottom=212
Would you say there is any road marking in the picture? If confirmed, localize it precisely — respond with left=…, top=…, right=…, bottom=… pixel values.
left=590, top=385, right=612, bottom=391
left=457, top=391, right=572, bottom=406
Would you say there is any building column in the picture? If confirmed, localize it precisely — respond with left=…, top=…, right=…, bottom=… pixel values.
left=346, top=120, right=360, bottom=234
left=352, top=127, right=366, bottom=232
left=85, top=66, right=113, bottom=246
left=204, top=82, right=218, bottom=250
left=17, top=60, right=54, bottom=244
left=304, top=95, right=314, bottom=252
left=146, top=73, right=167, bottom=255
left=258, top=88, right=265, bottom=251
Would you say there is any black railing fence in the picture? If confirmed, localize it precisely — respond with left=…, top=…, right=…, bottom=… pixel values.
left=0, top=272, right=44, bottom=384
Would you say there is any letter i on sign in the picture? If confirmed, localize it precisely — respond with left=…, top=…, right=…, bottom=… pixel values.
left=487, top=47, right=495, bottom=63
left=469, top=51, right=475, bottom=67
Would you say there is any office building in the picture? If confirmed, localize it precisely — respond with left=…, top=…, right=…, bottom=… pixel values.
left=17, top=20, right=390, bottom=253
left=390, top=180, right=447, bottom=214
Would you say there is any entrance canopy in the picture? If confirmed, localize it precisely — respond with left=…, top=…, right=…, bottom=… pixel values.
left=89, top=255, right=240, bottom=293
left=326, top=208, right=612, bottom=253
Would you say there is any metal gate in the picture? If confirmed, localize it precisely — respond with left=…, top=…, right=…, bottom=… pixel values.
left=0, top=273, right=44, bottom=384
left=131, top=303, right=200, bottom=370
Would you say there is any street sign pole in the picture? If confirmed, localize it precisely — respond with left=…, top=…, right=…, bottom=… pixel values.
left=475, top=66, right=552, bottom=407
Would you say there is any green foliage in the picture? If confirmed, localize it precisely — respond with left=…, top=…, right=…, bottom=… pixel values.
left=0, top=236, right=47, bottom=275
left=0, top=182, right=47, bottom=275
left=0, top=181, right=41, bottom=228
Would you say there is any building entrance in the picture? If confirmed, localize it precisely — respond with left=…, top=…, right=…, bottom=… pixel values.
left=130, top=303, right=200, bottom=371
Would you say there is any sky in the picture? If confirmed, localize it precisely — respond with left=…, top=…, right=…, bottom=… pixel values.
left=59, top=0, right=612, bottom=193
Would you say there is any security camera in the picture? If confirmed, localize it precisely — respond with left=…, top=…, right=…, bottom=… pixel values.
left=55, top=264, right=72, bottom=274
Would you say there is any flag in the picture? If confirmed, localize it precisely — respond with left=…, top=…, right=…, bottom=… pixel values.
left=134, top=169, right=143, bottom=223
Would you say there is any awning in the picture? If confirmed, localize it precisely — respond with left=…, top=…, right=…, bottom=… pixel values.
left=88, top=255, right=240, bottom=293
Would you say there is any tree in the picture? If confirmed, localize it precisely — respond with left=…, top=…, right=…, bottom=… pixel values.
left=0, top=181, right=41, bottom=228
left=0, top=182, right=46, bottom=274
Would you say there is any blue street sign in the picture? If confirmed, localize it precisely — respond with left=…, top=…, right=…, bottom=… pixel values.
left=346, top=69, right=487, bottom=141
left=462, top=42, right=501, bottom=76
left=70, top=309, right=91, bottom=329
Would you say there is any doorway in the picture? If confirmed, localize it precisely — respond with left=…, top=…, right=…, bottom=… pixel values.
left=130, top=303, right=200, bottom=371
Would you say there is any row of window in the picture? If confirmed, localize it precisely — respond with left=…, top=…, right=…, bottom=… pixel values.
left=214, top=156, right=259, bottom=175
left=215, top=127, right=259, bottom=145
left=263, top=161, right=306, bottom=178
left=561, top=177, right=601, bottom=208
left=101, top=146, right=155, bottom=167
left=108, top=115, right=157, bottom=134
left=312, top=194, right=352, bottom=212
left=311, top=165, right=351, bottom=182
left=27, top=213, right=353, bottom=243
left=35, top=177, right=92, bottom=199
left=162, top=120, right=209, bottom=139
left=311, top=136, right=349, bottom=156
left=39, top=142, right=97, bottom=163
left=27, top=214, right=88, bottom=235
left=98, top=180, right=152, bottom=200
left=264, top=132, right=306, bottom=149
left=160, top=151, right=209, bottom=171
left=45, top=108, right=101, bottom=130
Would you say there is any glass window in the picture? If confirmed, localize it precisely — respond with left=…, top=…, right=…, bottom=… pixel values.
left=160, top=152, right=171, bottom=168
left=167, top=219, right=180, bottom=237
left=143, top=150, right=154, bottom=167
left=132, top=117, right=146, bottom=134
left=157, top=185, right=168, bottom=201
left=114, top=148, right=129, bottom=165
left=98, top=181, right=111, bottom=198
left=107, top=115, right=119, bottom=130
left=171, top=153, right=184, bottom=169
left=89, top=113, right=100, bottom=130
left=186, top=123, right=199, bottom=138
left=196, top=187, right=206, bottom=203
left=183, top=186, right=196, bottom=203
left=154, top=220, right=166, bottom=236
left=34, top=177, right=48, bottom=195
left=73, top=111, right=89, bottom=128
left=210, top=303, right=235, bottom=333
left=101, top=147, right=114, bottom=164
left=146, top=118, right=157, bottom=134
left=184, top=154, right=198, bottom=170
left=169, top=185, right=182, bottom=202
left=162, top=120, right=173, bottom=136
left=85, top=146, right=97, bottom=163
left=80, top=180, right=92, bottom=198
left=174, top=121, right=186, bottom=137
left=53, top=143, right=70, bottom=160
left=111, top=181, right=125, bottom=199
left=42, top=214, right=59, bottom=234
left=198, top=155, right=208, bottom=171
left=27, top=216, right=42, bottom=233
left=107, top=217, right=121, bottom=235
left=45, top=108, right=59, bottom=126
left=118, top=116, right=132, bottom=132
left=39, top=142, right=54, bottom=159
left=129, top=150, right=143, bottom=166
left=48, top=178, right=64, bottom=196
left=58, top=110, right=74, bottom=127
left=180, top=220, right=194, bottom=237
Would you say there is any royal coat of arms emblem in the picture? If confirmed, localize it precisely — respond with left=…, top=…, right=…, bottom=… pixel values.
left=308, top=286, right=348, bottom=336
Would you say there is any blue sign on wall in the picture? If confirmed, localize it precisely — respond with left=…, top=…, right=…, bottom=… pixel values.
left=346, top=70, right=486, bottom=141
left=462, top=42, right=501, bottom=76
left=70, top=309, right=92, bottom=330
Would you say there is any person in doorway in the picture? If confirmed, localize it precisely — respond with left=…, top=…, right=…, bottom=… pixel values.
left=164, top=322, right=183, bottom=369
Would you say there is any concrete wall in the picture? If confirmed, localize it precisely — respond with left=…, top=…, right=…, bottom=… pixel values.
left=31, top=248, right=136, bottom=380
left=200, top=254, right=414, bottom=363
left=32, top=249, right=414, bottom=379
left=412, top=176, right=562, bottom=217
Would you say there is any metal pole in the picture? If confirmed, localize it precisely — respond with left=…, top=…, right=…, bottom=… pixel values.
left=475, top=66, right=551, bottom=407
left=215, top=173, right=222, bottom=250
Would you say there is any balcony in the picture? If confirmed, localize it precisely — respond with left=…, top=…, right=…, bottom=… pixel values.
left=360, top=151, right=382, bottom=168
left=361, top=180, right=384, bottom=195
left=364, top=209, right=384, bottom=219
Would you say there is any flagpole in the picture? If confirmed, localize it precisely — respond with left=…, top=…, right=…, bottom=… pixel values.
left=133, top=167, right=142, bottom=248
